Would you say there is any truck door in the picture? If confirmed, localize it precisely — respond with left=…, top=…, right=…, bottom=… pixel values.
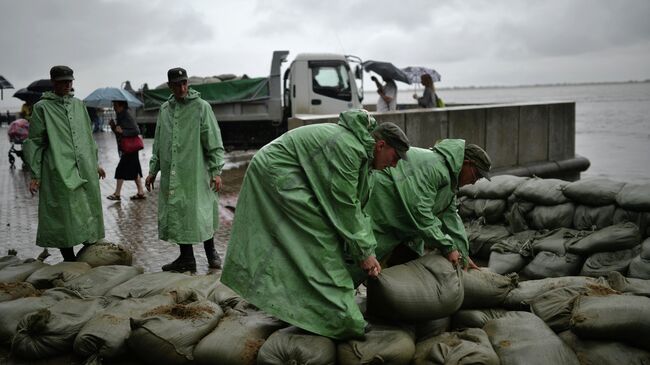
left=307, top=60, right=356, bottom=115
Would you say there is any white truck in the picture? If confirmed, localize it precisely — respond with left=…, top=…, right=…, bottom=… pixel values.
left=137, top=50, right=364, bottom=149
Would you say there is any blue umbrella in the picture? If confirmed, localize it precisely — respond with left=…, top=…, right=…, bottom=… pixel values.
left=83, top=87, right=143, bottom=108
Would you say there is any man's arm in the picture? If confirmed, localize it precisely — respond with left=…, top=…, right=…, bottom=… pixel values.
left=199, top=102, right=225, bottom=192
left=146, top=110, right=163, bottom=191
left=23, top=104, right=47, bottom=193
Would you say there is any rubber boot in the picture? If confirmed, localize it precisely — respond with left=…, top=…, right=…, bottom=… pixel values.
left=162, top=244, right=196, bottom=272
left=60, top=247, right=76, bottom=262
left=204, top=238, right=222, bottom=269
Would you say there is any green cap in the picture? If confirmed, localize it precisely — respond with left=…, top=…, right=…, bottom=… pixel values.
left=50, top=65, right=74, bottom=81
left=372, top=122, right=410, bottom=161
left=167, top=67, right=188, bottom=83
left=465, top=144, right=492, bottom=180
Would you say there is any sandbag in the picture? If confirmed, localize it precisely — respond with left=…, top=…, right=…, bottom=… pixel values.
left=562, top=178, right=625, bottom=206
left=628, top=255, right=650, bottom=279
left=366, top=253, right=463, bottom=321
left=607, top=271, right=650, bottom=297
left=487, top=231, right=536, bottom=274
left=461, top=268, right=518, bottom=309
left=483, top=312, right=580, bottom=365
left=0, top=260, right=48, bottom=283
left=412, top=328, right=499, bottom=365
left=63, top=265, right=143, bottom=297
left=106, top=271, right=190, bottom=299
left=128, top=299, right=223, bottom=365
left=257, top=326, right=336, bottom=365
left=580, top=246, right=639, bottom=277
left=532, top=228, right=589, bottom=256
left=0, top=296, right=58, bottom=344
left=573, top=204, right=615, bottom=230
left=209, top=282, right=240, bottom=305
left=616, top=183, right=650, bottom=211
left=193, top=306, right=286, bottom=365
left=11, top=296, right=108, bottom=359
left=513, top=177, right=570, bottom=205
left=503, top=276, right=611, bottom=309
left=520, top=251, right=583, bottom=279
left=459, top=198, right=507, bottom=224
left=526, top=202, right=575, bottom=230
left=414, top=317, right=451, bottom=342
left=505, top=200, right=535, bottom=232
left=74, top=293, right=178, bottom=361
left=530, top=285, right=617, bottom=332
left=567, top=222, right=641, bottom=255
left=465, top=223, right=511, bottom=259
left=164, top=274, right=220, bottom=300
left=459, top=175, right=529, bottom=199
left=452, top=309, right=528, bottom=330
left=613, top=209, right=649, bottom=236
left=570, top=294, right=650, bottom=350
left=76, top=242, right=133, bottom=267
left=487, top=252, right=528, bottom=275
left=0, top=282, right=39, bottom=303
left=337, top=324, right=415, bottom=365
left=641, top=237, right=650, bottom=260
left=25, top=262, right=92, bottom=289
left=559, top=330, right=650, bottom=365
left=0, top=255, right=21, bottom=270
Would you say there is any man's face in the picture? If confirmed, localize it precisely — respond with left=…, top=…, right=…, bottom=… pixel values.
left=372, top=140, right=400, bottom=170
left=168, top=80, right=189, bottom=100
left=52, top=80, right=72, bottom=97
left=458, top=160, right=480, bottom=187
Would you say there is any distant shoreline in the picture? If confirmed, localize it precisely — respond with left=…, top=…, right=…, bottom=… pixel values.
left=436, top=79, right=650, bottom=91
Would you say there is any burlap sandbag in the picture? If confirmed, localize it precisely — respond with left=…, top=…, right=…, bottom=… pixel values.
left=465, top=223, right=511, bottom=259
left=503, top=276, right=611, bottom=309
left=460, top=198, right=507, bottom=224
left=573, top=204, right=616, bottom=230
left=580, top=246, right=639, bottom=277
left=612, top=209, right=649, bottom=236
left=414, top=317, right=451, bottom=342
left=532, top=228, right=589, bottom=256
left=607, top=271, right=650, bottom=297
left=76, top=242, right=133, bottom=267
left=484, top=312, right=580, bottom=365
left=209, top=282, right=240, bottom=306
left=0, top=260, right=48, bottom=283
left=0, top=282, right=39, bottom=303
left=413, top=328, right=499, bottom=365
left=164, top=274, right=220, bottom=300
left=337, top=324, right=415, bottom=365
left=567, top=222, right=641, bottom=255
left=513, top=177, right=570, bottom=205
left=641, top=237, right=650, bottom=260
left=366, top=253, right=463, bottom=321
left=452, top=309, right=529, bottom=330
left=570, top=294, right=650, bottom=350
left=628, top=255, right=650, bottom=279
left=616, top=183, right=650, bottom=211
left=461, top=268, right=518, bottom=309
left=107, top=272, right=190, bottom=299
left=128, top=299, right=223, bottom=365
left=193, top=306, right=286, bottom=365
left=257, top=327, right=336, bottom=365
left=487, top=231, right=536, bottom=274
left=505, top=200, right=535, bottom=232
left=25, top=262, right=92, bottom=289
left=0, top=255, right=21, bottom=270
left=459, top=175, right=529, bottom=199
left=559, top=330, right=650, bottom=365
left=562, top=178, right=625, bottom=206
left=526, top=203, right=575, bottom=230
left=63, top=265, right=143, bottom=297
left=520, top=251, right=583, bottom=279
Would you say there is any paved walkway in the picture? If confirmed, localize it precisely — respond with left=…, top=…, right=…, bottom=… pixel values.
left=0, top=127, right=249, bottom=274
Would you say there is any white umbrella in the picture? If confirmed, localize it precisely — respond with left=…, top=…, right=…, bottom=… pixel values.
left=83, top=87, right=143, bottom=108
left=401, top=67, right=441, bottom=84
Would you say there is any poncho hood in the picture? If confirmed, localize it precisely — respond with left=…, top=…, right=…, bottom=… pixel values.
left=167, top=88, right=201, bottom=103
left=432, top=139, right=466, bottom=178
left=337, top=109, right=378, bottom=157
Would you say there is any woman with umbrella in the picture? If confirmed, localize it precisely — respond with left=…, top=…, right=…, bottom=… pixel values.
left=413, top=73, right=445, bottom=108
left=106, top=100, right=145, bottom=200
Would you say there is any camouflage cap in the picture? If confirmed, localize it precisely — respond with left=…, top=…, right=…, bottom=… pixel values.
left=465, top=144, right=492, bottom=180
left=372, top=122, right=410, bottom=161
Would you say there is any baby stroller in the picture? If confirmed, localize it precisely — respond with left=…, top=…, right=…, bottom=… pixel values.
left=8, top=119, right=29, bottom=169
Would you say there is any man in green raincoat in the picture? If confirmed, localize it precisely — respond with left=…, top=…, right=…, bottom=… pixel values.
left=24, top=66, right=106, bottom=262
left=222, top=111, right=409, bottom=340
left=352, top=139, right=491, bottom=284
left=145, top=67, right=225, bottom=272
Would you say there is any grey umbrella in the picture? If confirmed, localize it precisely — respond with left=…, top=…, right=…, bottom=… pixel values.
left=0, top=75, right=14, bottom=100
left=362, top=60, right=411, bottom=84
left=27, top=79, right=54, bottom=93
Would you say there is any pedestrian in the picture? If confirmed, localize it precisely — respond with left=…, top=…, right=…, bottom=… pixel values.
left=24, top=65, right=106, bottom=262
left=350, top=140, right=490, bottom=284
left=221, top=110, right=410, bottom=340
left=371, top=75, right=397, bottom=111
left=106, top=100, right=145, bottom=201
left=145, top=67, right=225, bottom=272
left=413, top=73, right=445, bottom=108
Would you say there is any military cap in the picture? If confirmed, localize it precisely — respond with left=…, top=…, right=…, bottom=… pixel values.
left=167, top=67, right=188, bottom=83
left=465, top=143, right=492, bottom=180
left=50, top=65, right=74, bottom=81
left=372, top=122, right=410, bottom=161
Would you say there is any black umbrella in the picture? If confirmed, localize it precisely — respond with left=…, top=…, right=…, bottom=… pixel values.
left=13, top=88, right=42, bottom=103
left=27, top=79, right=53, bottom=92
left=362, top=60, right=411, bottom=84
left=0, top=75, right=14, bottom=100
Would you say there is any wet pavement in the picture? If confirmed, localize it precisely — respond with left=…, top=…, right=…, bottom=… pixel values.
left=0, top=127, right=251, bottom=274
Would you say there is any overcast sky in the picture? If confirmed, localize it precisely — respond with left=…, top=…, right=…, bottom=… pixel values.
left=1, top=0, right=649, bottom=111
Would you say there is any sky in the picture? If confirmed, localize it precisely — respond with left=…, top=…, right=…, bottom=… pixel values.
left=1, top=0, right=649, bottom=111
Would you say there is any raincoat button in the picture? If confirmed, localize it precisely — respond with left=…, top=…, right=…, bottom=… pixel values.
left=171, top=170, right=176, bottom=176
left=169, top=190, right=175, bottom=195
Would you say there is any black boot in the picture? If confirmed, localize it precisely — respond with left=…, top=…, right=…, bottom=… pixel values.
left=60, top=247, right=76, bottom=262
left=204, top=238, right=222, bottom=269
left=162, top=245, right=196, bottom=272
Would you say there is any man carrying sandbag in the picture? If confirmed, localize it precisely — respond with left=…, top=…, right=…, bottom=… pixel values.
left=222, top=110, right=410, bottom=340
left=355, top=140, right=490, bottom=282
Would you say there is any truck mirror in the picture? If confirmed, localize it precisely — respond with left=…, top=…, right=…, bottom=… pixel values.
left=355, top=65, right=363, bottom=79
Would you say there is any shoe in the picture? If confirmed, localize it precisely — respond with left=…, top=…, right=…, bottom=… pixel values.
left=207, top=252, right=222, bottom=269
left=162, top=256, right=197, bottom=272
left=107, top=194, right=121, bottom=201
left=130, top=194, right=146, bottom=200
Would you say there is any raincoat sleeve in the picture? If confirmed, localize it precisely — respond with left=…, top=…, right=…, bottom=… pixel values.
left=148, top=110, right=163, bottom=177
left=438, top=197, right=470, bottom=259
left=404, top=184, right=456, bottom=255
left=23, top=104, right=47, bottom=180
left=199, top=103, right=224, bottom=177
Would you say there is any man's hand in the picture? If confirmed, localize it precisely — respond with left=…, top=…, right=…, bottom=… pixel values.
left=211, top=176, right=222, bottom=192
left=447, top=250, right=461, bottom=267
left=466, top=257, right=480, bottom=270
left=98, top=167, right=106, bottom=179
left=145, top=174, right=156, bottom=192
left=29, top=179, right=40, bottom=195
left=115, top=126, right=123, bottom=134
left=360, top=256, right=381, bottom=278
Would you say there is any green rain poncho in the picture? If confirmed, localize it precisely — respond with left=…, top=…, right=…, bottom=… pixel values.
left=356, top=140, right=469, bottom=282
left=149, top=89, right=225, bottom=244
left=222, top=110, right=378, bottom=340
left=23, top=92, right=104, bottom=248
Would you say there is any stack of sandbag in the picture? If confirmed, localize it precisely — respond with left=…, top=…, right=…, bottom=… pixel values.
left=464, top=221, right=511, bottom=260
left=562, top=178, right=623, bottom=230
left=76, top=241, right=133, bottom=267
left=0, top=259, right=48, bottom=284
left=62, top=265, right=143, bottom=297
left=614, top=182, right=650, bottom=236
left=25, top=261, right=92, bottom=289
left=487, top=230, right=536, bottom=274
left=458, top=175, right=529, bottom=224
left=513, top=177, right=575, bottom=230
left=520, top=228, right=589, bottom=279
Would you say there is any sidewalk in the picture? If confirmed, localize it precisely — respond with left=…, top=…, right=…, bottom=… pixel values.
left=0, top=127, right=247, bottom=274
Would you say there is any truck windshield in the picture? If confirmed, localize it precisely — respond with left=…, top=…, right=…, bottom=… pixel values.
left=310, top=62, right=352, bottom=102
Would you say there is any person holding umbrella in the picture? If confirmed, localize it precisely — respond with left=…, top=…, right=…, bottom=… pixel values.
left=413, top=73, right=445, bottom=108
left=371, top=75, right=397, bottom=112
left=106, top=100, right=145, bottom=201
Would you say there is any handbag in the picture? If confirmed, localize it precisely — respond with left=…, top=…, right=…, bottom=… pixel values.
left=120, top=135, right=144, bottom=154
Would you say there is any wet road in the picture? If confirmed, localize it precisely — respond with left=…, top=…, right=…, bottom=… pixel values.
left=0, top=127, right=250, bottom=274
